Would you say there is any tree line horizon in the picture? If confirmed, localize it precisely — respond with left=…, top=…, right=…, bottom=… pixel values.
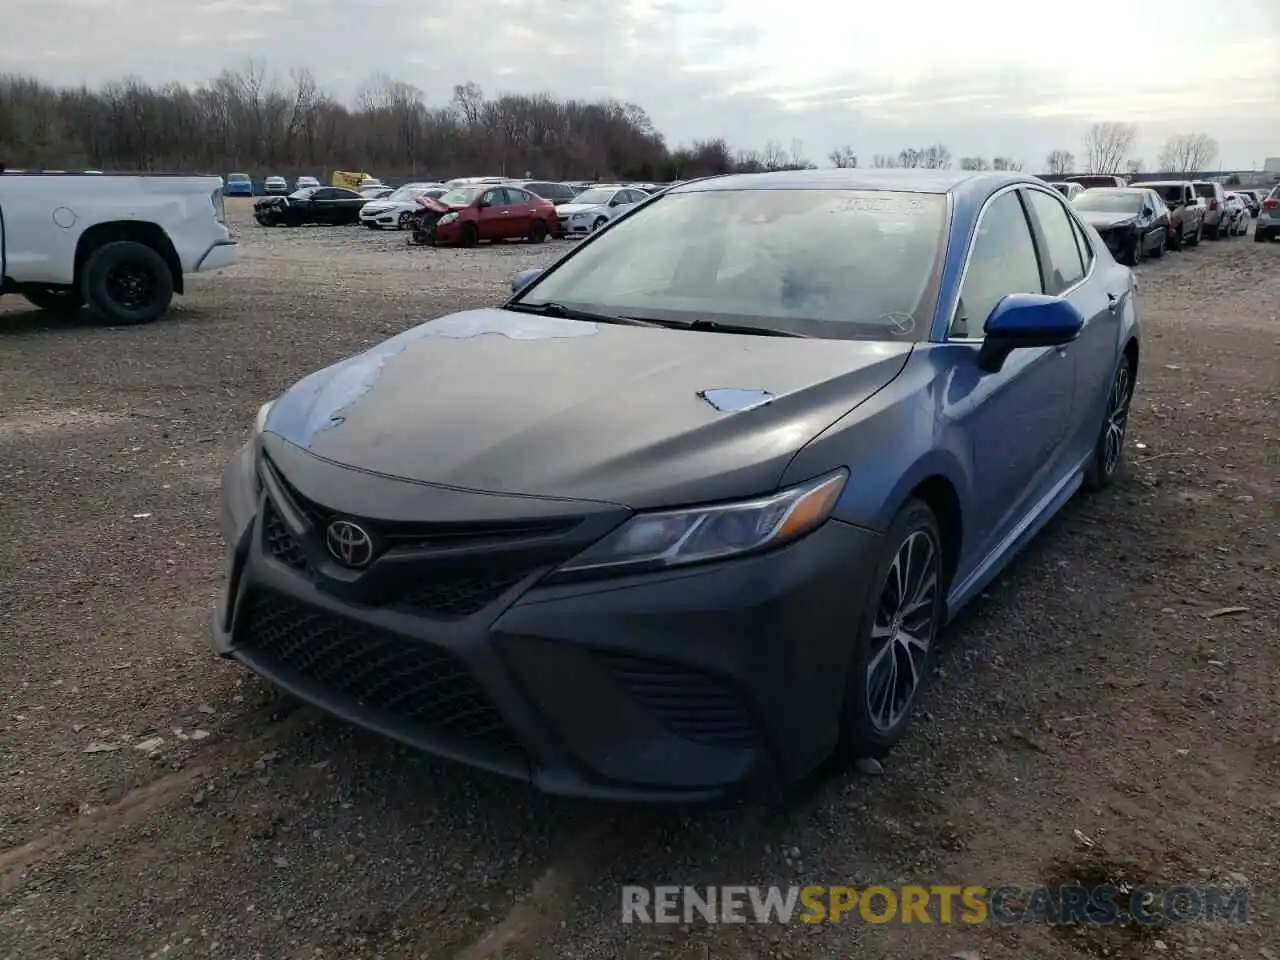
left=0, top=63, right=1228, bottom=182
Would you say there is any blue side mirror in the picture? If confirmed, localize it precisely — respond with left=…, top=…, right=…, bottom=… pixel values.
left=978, top=293, right=1085, bottom=373
left=511, top=268, right=542, bottom=294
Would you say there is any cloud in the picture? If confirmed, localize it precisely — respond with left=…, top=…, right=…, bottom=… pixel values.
left=4, top=0, right=1278, bottom=168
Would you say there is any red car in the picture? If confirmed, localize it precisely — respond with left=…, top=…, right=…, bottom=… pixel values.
left=417, top=184, right=557, bottom=246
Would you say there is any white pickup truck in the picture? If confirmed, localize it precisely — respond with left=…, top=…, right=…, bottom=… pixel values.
left=0, top=168, right=238, bottom=324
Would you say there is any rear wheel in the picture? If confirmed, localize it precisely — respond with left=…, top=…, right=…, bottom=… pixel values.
left=529, top=219, right=548, bottom=243
left=1166, top=224, right=1183, bottom=250
left=21, top=286, right=84, bottom=313
left=1255, top=229, right=1271, bottom=243
left=1084, top=358, right=1134, bottom=491
left=80, top=240, right=174, bottom=326
left=839, top=499, right=945, bottom=760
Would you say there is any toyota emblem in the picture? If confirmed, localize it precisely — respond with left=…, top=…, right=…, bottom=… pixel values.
left=325, top=519, right=374, bottom=568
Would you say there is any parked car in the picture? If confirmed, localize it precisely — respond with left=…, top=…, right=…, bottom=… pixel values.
left=1071, top=188, right=1169, bottom=265
left=1190, top=180, right=1228, bottom=239
left=1049, top=182, right=1086, bottom=201
left=445, top=176, right=508, bottom=187
left=505, top=179, right=580, bottom=206
left=1223, top=193, right=1249, bottom=236
left=412, top=184, right=558, bottom=246
left=214, top=169, right=1140, bottom=800
left=295, top=176, right=321, bottom=190
left=1137, top=181, right=1205, bottom=249
left=1064, top=174, right=1128, bottom=188
left=357, top=178, right=387, bottom=192
left=1, top=169, right=237, bottom=324
left=1234, top=189, right=1262, bottom=216
left=359, top=182, right=448, bottom=230
left=225, top=172, right=253, bottom=197
left=554, top=185, right=649, bottom=236
left=1255, top=185, right=1280, bottom=242
left=264, top=176, right=288, bottom=196
left=253, top=186, right=368, bottom=226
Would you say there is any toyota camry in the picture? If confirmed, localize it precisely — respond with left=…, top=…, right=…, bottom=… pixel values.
left=214, top=169, right=1140, bottom=801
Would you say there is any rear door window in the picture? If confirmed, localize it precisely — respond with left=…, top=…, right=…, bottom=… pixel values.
left=1024, top=188, right=1086, bottom=294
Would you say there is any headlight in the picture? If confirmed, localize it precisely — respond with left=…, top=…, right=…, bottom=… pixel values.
left=556, top=470, right=847, bottom=577
left=571, top=213, right=587, bottom=222
left=437, top=212, right=458, bottom=226
left=254, top=401, right=274, bottom=436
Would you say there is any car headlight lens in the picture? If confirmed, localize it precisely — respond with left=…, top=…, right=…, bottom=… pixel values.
left=571, top=213, right=587, bottom=222
left=556, top=470, right=847, bottom=577
left=254, top=401, right=274, bottom=436
left=437, top=212, right=458, bottom=226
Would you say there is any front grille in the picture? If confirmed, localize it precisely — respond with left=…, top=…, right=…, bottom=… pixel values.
left=598, top=652, right=757, bottom=749
left=396, top=571, right=529, bottom=618
left=263, top=499, right=310, bottom=571
left=236, top=589, right=521, bottom=750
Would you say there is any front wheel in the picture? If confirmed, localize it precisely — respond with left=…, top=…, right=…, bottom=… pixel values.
left=1124, top=238, right=1142, bottom=266
left=1083, top=359, right=1134, bottom=491
left=460, top=222, right=480, bottom=247
left=591, top=216, right=608, bottom=232
left=1151, top=229, right=1166, bottom=258
left=1188, top=223, right=1202, bottom=246
left=80, top=240, right=174, bottom=325
left=22, top=287, right=85, bottom=313
left=839, top=499, right=945, bottom=760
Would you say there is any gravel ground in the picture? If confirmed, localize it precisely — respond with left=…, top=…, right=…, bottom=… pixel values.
left=1, top=198, right=1277, bottom=960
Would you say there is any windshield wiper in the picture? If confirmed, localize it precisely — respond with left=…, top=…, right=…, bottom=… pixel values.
left=505, top=301, right=660, bottom=327
left=679, top=318, right=806, bottom=338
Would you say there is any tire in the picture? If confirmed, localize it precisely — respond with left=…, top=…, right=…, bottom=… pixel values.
left=1255, top=229, right=1270, bottom=243
left=1205, top=222, right=1220, bottom=240
left=1151, top=229, right=1165, bottom=258
left=460, top=222, right=479, bottom=248
left=80, top=240, right=174, bottom=326
left=1083, top=357, right=1134, bottom=492
left=591, top=216, right=608, bottom=232
left=838, top=499, right=946, bottom=760
left=529, top=219, right=549, bottom=243
left=21, top=286, right=85, bottom=313
left=365, top=222, right=379, bottom=229
left=1187, top=223, right=1202, bottom=246
left=1123, top=238, right=1142, bottom=266
left=1166, top=224, right=1183, bottom=251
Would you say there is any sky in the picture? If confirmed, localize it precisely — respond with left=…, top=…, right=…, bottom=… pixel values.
left=5, top=0, right=1279, bottom=170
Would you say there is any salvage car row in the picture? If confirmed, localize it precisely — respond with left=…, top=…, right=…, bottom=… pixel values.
left=251, top=176, right=667, bottom=245
left=1049, top=177, right=1268, bottom=265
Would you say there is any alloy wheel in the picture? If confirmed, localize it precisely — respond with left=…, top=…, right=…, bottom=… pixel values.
left=1103, top=364, right=1132, bottom=477
left=866, top=529, right=939, bottom=733
left=104, top=261, right=156, bottom=311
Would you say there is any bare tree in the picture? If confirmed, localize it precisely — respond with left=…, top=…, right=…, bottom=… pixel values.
left=991, top=156, right=1021, bottom=172
left=1157, top=133, right=1219, bottom=174
left=1046, top=149, right=1075, bottom=175
left=788, top=138, right=809, bottom=169
left=1083, top=122, right=1137, bottom=174
left=828, top=146, right=857, bottom=168
left=960, top=156, right=990, bottom=171
left=871, top=153, right=897, bottom=168
left=760, top=139, right=788, bottom=171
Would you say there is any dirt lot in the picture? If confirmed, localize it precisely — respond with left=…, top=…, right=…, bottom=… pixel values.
left=1, top=197, right=1277, bottom=960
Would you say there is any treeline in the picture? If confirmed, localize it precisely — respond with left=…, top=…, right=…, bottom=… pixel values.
left=0, top=64, right=831, bottom=182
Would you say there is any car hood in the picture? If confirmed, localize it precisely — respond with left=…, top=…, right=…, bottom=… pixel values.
left=556, top=202, right=604, bottom=216
left=418, top=197, right=468, bottom=214
left=262, top=308, right=914, bottom=509
left=1078, top=210, right=1138, bottom=229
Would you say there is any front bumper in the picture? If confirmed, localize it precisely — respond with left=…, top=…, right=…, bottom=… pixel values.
left=212, top=440, right=880, bottom=801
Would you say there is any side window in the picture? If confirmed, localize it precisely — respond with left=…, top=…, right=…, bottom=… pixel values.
left=481, top=188, right=502, bottom=206
left=504, top=188, right=530, bottom=204
left=1069, top=215, right=1095, bottom=273
left=1025, top=189, right=1085, bottom=294
left=312, top=188, right=337, bottom=200
left=952, top=191, right=1043, bottom=338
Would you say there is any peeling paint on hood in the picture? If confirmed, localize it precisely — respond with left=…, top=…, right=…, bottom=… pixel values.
left=697, top=388, right=776, bottom=412
left=421, top=312, right=597, bottom=340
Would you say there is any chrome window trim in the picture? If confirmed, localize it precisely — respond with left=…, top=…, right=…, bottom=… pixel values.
left=943, top=182, right=1097, bottom=344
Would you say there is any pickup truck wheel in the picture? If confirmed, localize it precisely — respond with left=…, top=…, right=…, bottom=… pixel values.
left=22, top=287, right=85, bottom=313
left=81, top=240, right=174, bottom=325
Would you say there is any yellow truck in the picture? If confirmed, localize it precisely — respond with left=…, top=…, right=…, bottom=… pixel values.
left=331, top=171, right=372, bottom=191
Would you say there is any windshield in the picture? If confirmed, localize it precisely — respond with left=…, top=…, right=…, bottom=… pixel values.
left=388, top=186, right=431, bottom=201
left=513, top=188, right=946, bottom=341
left=571, top=188, right=617, bottom=205
left=1074, top=190, right=1143, bottom=213
left=228, top=174, right=249, bottom=181
left=1145, top=184, right=1184, bottom=203
left=438, top=187, right=481, bottom=205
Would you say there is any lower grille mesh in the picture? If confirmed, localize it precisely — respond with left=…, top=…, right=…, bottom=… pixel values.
left=236, top=590, right=521, bottom=751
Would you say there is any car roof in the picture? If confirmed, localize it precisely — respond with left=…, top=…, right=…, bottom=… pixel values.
left=670, top=168, right=1032, bottom=197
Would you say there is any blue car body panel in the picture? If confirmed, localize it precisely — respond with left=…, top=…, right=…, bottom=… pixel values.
left=761, top=170, right=1140, bottom=621
left=225, top=178, right=254, bottom=196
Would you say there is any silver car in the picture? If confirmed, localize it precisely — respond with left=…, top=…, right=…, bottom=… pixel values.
left=1191, top=181, right=1228, bottom=238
